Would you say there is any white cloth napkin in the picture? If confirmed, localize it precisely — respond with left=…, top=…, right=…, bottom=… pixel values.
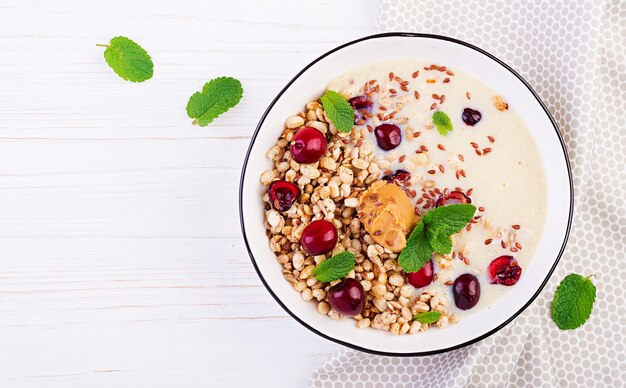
left=310, top=0, right=626, bottom=386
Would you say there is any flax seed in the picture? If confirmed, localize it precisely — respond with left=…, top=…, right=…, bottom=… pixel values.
left=471, top=142, right=479, bottom=148
left=389, top=72, right=394, bottom=81
left=475, top=149, right=482, bottom=156
left=455, top=170, right=460, bottom=179
left=458, top=154, right=465, bottom=162
left=510, top=247, right=518, bottom=253
left=373, top=230, right=382, bottom=236
left=389, top=88, right=397, bottom=94
left=483, top=147, right=492, bottom=154
left=430, top=103, right=437, bottom=110
left=368, top=79, right=376, bottom=85
left=399, top=155, right=406, bottom=163
left=515, top=242, right=522, bottom=249
left=446, top=70, right=454, bottom=76
left=413, top=131, right=421, bottom=138
left=466, top=188, right=473, bottom=196
left=459, top=169, right=466, bottom=178
left=432, top=93, right=440, bottom=99
left=414, top=90, right=420, bottom=99
left=439, top=164, right=445, bottom=173
left=512, top=224, right=521, bottom=229
left=394, top=76, right=403, bottom=83
left=412, top=70, right=419, bottom=78
left=420, top=145, right=428, bottom=152
left=443, top=78, right=450, bottom=83
left=367, top=125, right=373, bottom=133
left=445, top=281, right=453, bottom=286
left=478, top=206, right=485, bottom=212
left=466, top=92, right=471, bottom=99
left=428, top=169, right=436, bottom=175
left=487, top=135, right=495, bottom=143
left=416, top=197, right=424, bottom=205
left=484, top=238, right=493, bottom=245
left=501, top=240, right=507, bottom=248
left=437, top=144, right=446, bottom=151
left=440, top=95, right=446, bottom=104
left=400, top=84, right=409, bottom=92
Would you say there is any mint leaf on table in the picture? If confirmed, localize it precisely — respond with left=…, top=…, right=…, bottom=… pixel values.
left=320, top=90, right=354, bottom=133
left=98, top=36, right=153, bottom=82
left=551, top=274, right=597, bottom=330
left=398, top=220, right=433, bottom=273
left=432, top=111, right=453, bottom=136
left=413, top=311, right=441, bottom=324
left=399, top=204, right=476, bottom=272
left=312, top=251, right=355, bottom=283
left=423, top=203, right=476, bottom=235
left=186, top=77, right=243, bottom=127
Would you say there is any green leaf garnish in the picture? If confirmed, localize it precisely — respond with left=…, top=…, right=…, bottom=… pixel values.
left=413, top=311, right=441, bottom=324
left=186, top=77, right=243, bottom=127
left=398, top=204, right=476, bottom=272
left=432, top=111, right=453, bottom=136
left=320, top=90, right=354, bottom=133
left=551, top=274, right=596, bottom=330
left=98, top=36, right=153, bottom=82
left=312, top=251, right=355, bottom=283
left=398, top=220, right=432, bottom=273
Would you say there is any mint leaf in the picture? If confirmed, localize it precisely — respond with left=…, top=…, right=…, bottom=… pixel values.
left=425, top=227, right=453, bottom=254
left=398, top=220, right=433, bottom=273
left=312, top=251, right=355, bottom=283
left=413, top=311, right=441, bottom=324
left=432, top=111, right=453, bottom=136
left=99, top=36, right=153, bottom=82
left=551, top=274, right=596, bottom=330
left=320, top=90, right=354, bottom=133
left=423, top=203, right=476, bottom=235
left=186, top=77, right=243, bottom=127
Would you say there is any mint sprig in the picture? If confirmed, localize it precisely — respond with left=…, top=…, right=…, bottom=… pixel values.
left=98, top=36, right=153, bottom=82
left=312, top=251, right=355, bottom=283
left=551, top=274, right=596, bottom=330
left=413, top=311, right=441, bottom=324
left=186, top=77, right=243, bottom=127
left=320, top=90, right=354, bottom=133
left=399, top=204, right=476, bottom=273
left=432, top=111, right=452, bottom=136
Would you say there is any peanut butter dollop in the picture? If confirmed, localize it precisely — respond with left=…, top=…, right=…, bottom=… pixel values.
left=358, top=180, right=417, bottom=252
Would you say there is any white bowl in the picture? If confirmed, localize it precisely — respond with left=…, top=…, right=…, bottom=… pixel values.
left=239, top=33, right=573, bottom=356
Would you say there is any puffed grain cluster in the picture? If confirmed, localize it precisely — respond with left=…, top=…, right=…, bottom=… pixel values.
left=260, top=99, right=456, bottom=334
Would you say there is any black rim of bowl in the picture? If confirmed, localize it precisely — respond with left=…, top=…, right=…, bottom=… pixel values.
left=238, top=32, right=574, bottom=357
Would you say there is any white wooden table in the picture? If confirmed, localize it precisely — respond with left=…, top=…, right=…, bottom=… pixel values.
left=0, top=1, right=378, bottom=386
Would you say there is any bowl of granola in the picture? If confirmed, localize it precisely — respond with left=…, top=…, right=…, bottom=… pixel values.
left=239, top=33, right=573, bottom=356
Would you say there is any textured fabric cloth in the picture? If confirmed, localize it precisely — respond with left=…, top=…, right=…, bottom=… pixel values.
left=310, top=0, right=625, bottom=386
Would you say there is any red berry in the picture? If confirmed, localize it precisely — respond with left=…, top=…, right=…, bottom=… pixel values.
left=382, top=169, right=411, bottom=185
left=290, top=127, right=327, bottom=164
left=488, top=255, right=522, bottom=286
left=268, top=180, right=300, bottom=212
left=328, top=278, right=365, bottom=316
left=453, top=274, right=480, bottom=310
left=435, top=190, right=472, bottom=207
left=407, top=259, right=434, bottom=288
left=300, top=219, right=338, bottom=256
left=348, top=95, right=373, bottom=111
left=374, top=124, right=402, bottom=151
left=462, top=108, right=482, bottom=126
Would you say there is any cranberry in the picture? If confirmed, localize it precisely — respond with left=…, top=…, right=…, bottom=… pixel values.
left=488, top=255, right=522, bottom=286
left=382, top=169, right=411, bottom=184
left=435, top=191, right=472, bottom=207
left=462, top=108, right=482, bottom=126
left=290, top=127, right=327, bottom=164
left=328, top=278, right=365, bottom=316
left=349, top=95, right=373, bottom=111
left=300, top=219, right=338, bottom=256
left=268, top=180, right=300, bottom=212
left=407, top=259, right=434, bottom=288
left=374, top=124, right=402, bottom=151
left=453, top=274, right=480, bottom=310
